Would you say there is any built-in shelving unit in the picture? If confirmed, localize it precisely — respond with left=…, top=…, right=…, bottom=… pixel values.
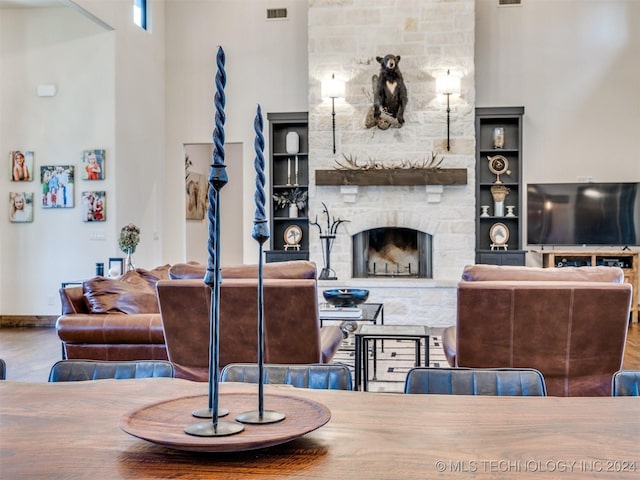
left=265, top=112, right=309, bottom=263
left=475, top=106, right=526, bottom=266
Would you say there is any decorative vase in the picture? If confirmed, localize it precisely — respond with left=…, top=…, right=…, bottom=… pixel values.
left=493, top=127, right=505, bottom=149
left=125, top=248, right=136, bottom=272
left=491, top=185, right=510, bottom=217
left=288, top=204, right=298, bottom=218
left=480, top=205, right=490, bottom=217
left=505, top=206, right=516, bottom=217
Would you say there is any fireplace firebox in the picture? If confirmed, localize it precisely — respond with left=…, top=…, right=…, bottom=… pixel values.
left=352, top=227, right=432, bottom=278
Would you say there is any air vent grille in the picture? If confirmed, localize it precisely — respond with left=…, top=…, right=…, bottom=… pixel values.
left=498, top=0, right=522, bottom=6
left=267, top=8, right=288, bottom=20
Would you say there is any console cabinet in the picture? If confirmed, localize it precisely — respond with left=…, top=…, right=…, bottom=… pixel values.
left=541, top=250, right=639, bottom=322
left=475, top=107, right=525, bottom=266
left=265, top=112, right=309, bottom=263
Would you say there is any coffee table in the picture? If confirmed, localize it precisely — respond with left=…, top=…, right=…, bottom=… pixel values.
left=354, top=324, right=430, bottom=391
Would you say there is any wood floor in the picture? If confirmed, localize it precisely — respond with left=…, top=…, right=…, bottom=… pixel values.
left=1, top=322, right=640, bottom=383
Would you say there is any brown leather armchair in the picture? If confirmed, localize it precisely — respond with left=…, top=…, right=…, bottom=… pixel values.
left=156, top=274, right=344, bottom=381
left=443, top=265, right=631, bottom=396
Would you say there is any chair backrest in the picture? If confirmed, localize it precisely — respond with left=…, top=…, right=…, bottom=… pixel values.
left=404, top=367, right=547, bottom=396
left=156, top=277, right=324, bottom=381
left=612, top=370, right=640, bottom=396
left=0, top=358, right=6, bottom=380
left=455, top=265, right=631, bottom=396
left=220, top=363, right=353, bottom=390
left=48, top=360, right=174, bottom=382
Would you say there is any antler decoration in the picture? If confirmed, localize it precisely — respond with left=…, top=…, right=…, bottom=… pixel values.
left=333, top=152, right=444, bottom=171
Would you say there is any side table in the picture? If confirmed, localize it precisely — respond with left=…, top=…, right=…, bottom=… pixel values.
left=319, top=303, right=384, bottom=338
left=354, top=324, right=430, bottom=391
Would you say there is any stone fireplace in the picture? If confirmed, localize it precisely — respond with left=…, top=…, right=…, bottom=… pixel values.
left=307, top=0, right=476, bottom=327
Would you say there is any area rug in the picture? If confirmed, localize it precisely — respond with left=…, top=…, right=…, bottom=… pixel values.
left=332, top=334, right=447, bottom=393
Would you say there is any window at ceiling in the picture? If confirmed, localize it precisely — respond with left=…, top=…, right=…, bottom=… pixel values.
left=133, top=0, right=147, bottom=30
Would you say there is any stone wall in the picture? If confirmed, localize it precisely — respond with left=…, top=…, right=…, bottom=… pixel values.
left=308, top=0, right=476, bottom=327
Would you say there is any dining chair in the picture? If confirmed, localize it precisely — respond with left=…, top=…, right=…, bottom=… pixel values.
left=0, top=358, right=6, bottom=380
left=48, top=360, right=174, bottom=382
left=220, top=363, right=353, bottom=390
left=403, top=367, right=547, bottom=396
left=611, top=370, right=640, bottom=396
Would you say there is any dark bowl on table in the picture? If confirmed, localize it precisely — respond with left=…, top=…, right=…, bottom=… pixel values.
left=322, top=289, right=369, bottom=307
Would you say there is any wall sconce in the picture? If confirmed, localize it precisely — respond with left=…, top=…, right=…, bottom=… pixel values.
left=436, top=70, right=461, bottom=151
left=321, top=74, right=345, bottom=154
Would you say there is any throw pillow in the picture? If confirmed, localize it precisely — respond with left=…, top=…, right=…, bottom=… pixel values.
left=82, top=265, right=170, bottom=314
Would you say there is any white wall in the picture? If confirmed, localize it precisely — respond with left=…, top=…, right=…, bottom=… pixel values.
left=476, top=0, right=640, bottom=185
left=163, top=0, right=309, bottom=265
left=0, top=6, right=116, bottom=315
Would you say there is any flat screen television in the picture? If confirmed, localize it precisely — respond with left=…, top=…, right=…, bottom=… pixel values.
left=527, top=182, right=640, bottom=246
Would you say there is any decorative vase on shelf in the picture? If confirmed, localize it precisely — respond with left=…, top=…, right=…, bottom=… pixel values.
left=491, top=185, right=510, bottom=217
left=289, top=204, right=298, bottom=218
left=125, top=248, right=136, bottom=272
left=480, top=205, right=490, bottom=217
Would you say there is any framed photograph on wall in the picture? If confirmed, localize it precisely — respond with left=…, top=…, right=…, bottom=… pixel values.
left=108, top=257, right=124, bottom=277
left=9, top=192, right=34, bottom=223
left=81, top=191, right=106, bottom=222
left=10, top=151, right=34, bottom=182
left=41, top=165, right=74, bottom=208
left=81, top=149, right=105, bottom=180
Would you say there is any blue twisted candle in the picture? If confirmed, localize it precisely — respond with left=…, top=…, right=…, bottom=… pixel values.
left=206, top=46, right=229, bottom=286
left=212, top=46, right=226, bottom=167
left=252, top=104, right=269, bottom=244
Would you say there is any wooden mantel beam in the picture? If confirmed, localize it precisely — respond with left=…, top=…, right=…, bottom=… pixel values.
left=315, top=168, right=467, bottom=186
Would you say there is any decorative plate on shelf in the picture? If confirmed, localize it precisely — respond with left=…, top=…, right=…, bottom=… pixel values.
left=284, top=224, right=303, bottom=246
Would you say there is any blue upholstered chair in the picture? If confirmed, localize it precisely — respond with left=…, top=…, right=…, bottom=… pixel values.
left=48, top=360, right=174, bottom=382
left=221, top=363, right=353, bottom=390
left=612, top=370, right=640, bottom=396
left=403, top=367, right=547, bottom=396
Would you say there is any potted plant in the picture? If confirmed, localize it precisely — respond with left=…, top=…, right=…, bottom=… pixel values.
left=118, top=223, right=140, bottom=272
left=273, top=188, right=307, bottom=218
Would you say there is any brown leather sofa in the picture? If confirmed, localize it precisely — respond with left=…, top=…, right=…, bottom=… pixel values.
left=56, top=261, right=343, bottom=370
left=443, top=264, right=631, bottom=396
left=57, top=265, right=170, bottom=361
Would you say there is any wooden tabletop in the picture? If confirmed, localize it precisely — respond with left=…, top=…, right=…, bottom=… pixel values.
left=1, top=379, right=639, bottom=479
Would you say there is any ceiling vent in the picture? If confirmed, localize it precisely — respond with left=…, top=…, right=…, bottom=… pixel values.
left=266, top=8, right=288, bottom=20
left=498, top=0, right=522, bottom=6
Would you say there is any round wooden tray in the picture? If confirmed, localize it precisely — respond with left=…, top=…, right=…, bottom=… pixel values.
left=119, top=392, right=330, bottom=452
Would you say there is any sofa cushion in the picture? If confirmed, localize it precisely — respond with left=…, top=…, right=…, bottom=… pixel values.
left=461, top=264, right=624, bottom=283
left=169, top=260, right=317, bottom=280
left=82, top=265, right=170, bottom=314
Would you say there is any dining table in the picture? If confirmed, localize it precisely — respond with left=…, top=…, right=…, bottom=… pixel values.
left=1, top=378, right=639, bottom=479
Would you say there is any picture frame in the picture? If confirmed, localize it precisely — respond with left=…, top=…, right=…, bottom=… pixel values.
left=10, top=151, right=34, bottom=182
left=9, top=192, right=34, bottom=223
left=81, top=191, right=106, bottom=222
left=108, top=257, right=124, bottom=277
left=489, top=222, right=509, bottom=249
left=81, top=149, right=105, bottom=180
left=41, top=165, right=75, bottom=208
